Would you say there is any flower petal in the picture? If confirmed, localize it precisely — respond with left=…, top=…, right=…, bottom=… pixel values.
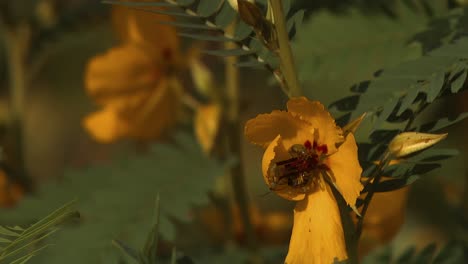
left=85, top=44, right=161, bottom=108
left=83, top=108, right=129, bottom=143
left=126, top=77, right=180, bottom=140
left=287, top=97, right=344, bottom=153
left=245, top=111, right=312, bottom=148
left=111, top=3, right=179, bottom=52
left=286, top=187, right=347, bottom=263
left=195, top=104, right=221, bottom=153
left=327, top=133, right=363, bottom=206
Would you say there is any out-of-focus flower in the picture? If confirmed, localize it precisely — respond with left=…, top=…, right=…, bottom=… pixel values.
left=0, top=170, right=23, bottom=208
left=245, top=97, right=363, bottom=263
left=357, top=184, right=410, bottom=257
left=194, top=104, right=221, bottom=154
left=196, top=202, right=292, bottom=246
left=83, top=3, right=182, bottom=143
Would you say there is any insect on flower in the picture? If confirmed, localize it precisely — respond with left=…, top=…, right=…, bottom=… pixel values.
left=268, top=140, right=330, bottom=193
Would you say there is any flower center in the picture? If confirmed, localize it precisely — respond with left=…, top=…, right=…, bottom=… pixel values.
left=269, top=140, right=329, bottom=191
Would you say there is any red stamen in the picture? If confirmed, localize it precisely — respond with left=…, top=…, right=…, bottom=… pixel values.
left=162, top=47, right=173, bottom=61
left=317, top=144, right=328, bottom=154
left=304, top=140, right=312, bottom=150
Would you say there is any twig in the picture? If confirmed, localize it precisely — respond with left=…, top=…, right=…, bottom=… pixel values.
left=224, top=21, right=257, bottom=250
left=269, top=0, right=302, bottom=98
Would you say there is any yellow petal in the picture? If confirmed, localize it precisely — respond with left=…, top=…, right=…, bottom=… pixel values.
left=245, top=110, right=312, bottom=148
left=111, top=2, right=179, bottom=51
left=286, top=187, right=347, bottom=263
left=287, top=97, right=344, bottom=153
left=195, top=104, right=221, bottom=153
left=126, top=77, right=180, bottom=140
left=85, top=44, right=160, bottom=108
left=327, top=133, right=363, bottom=206
left=83, top=108, right=129, bottom=143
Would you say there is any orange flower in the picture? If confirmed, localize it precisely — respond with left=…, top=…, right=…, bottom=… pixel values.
left=245, top=97, right=363, bottom=263
left=358, top=186, right=409, bottom=257
left=83, top=3, right=182, bottom=143
left=0, top=170, right=23, bottom=208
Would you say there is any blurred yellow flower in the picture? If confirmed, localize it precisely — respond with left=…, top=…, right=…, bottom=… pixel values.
left=245, top=97, right=363, bottom=263
left=83, top=3, right=182, bottom=143
left=358, top=185, right=409, bottom=257
left=194, top=104, right=221, bottom=154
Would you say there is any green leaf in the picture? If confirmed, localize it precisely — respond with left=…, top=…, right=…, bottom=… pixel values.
left=450, top=69, right=467, bottom=93
left=433, top=240, right=468, bottom=264
left=157, top=20, right=218, bottom=30
left=0, top=237, right=12, bottom=243
left=0, top=226, right=21, bottom=237
left=102, top=0, right=173, bottom=7
left=395, top=246, right=416, bottom=263
left=372, top=175, right=419, bottom=193
left=202, top=48, right=256, bottom=57
left=413, top=243, right=437, bottom=264
left=416, top=112, right=468, bottom=132
left=426, top=72, right=445, bottom=102
left=178, top=32, right=233, bottom=41
left=196, top=0, right=224, bottom=17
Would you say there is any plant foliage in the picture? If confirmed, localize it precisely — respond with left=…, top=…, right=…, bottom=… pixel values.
left=0, top=200, right=78, bottom=264
left=329, top=6, right=468, bottom=197
left=103, top=0, right=305, bottom=74
left=0, top=133, right=228, bottom=264
left=294, top=0, right=450, bottom=105
left=362, top=241, right=468, bottom=264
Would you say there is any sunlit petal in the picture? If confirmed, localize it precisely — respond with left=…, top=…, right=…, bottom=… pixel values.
left=85, top=44, right=160, bottom=108
left=327, top=134, right=363, bottom=206
left=83, top=108, right=129, bottom=143
left=286, top=187, right=347, bottom=263
left=287, top=97, right=344, bottom=153
left=245, top=110, right=312, bottom=148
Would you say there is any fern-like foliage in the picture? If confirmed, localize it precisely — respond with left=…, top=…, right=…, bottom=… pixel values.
left=0, top=133, right=228, bottom=264
left=0, top=200, right=78, bottom=264
left=329, top=6, right=468, bottom=196
left=362, top=240, right=468, bottom=264
left=103, top=0, right=305, bottom=75
left=294, top=0, right=450, bottom=105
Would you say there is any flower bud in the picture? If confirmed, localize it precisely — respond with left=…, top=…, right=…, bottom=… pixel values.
left=388, top=132, right=448, bottom=158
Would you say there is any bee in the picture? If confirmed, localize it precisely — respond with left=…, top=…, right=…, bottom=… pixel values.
left=268, top=144, right=319, bottom=192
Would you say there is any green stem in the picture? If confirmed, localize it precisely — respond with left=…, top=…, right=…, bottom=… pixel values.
left=356, top=152, right=390, bottom=237
left=269, top=0, right=302, bottom=98
left=225, top=22, right=257, bottom=250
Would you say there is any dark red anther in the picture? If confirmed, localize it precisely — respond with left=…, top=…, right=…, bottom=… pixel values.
left=317, top=144, right=328, bottom=154
left=162, top=47, right=173, bottom=61
left=304, top=140, right=312, bottom=150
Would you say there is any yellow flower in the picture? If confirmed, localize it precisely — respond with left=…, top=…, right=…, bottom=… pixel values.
left=194, top=104, right=221, bottom=154
left=245, top=97, right=363, bottom=263
left=83, top=3, right=181, bottom=143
